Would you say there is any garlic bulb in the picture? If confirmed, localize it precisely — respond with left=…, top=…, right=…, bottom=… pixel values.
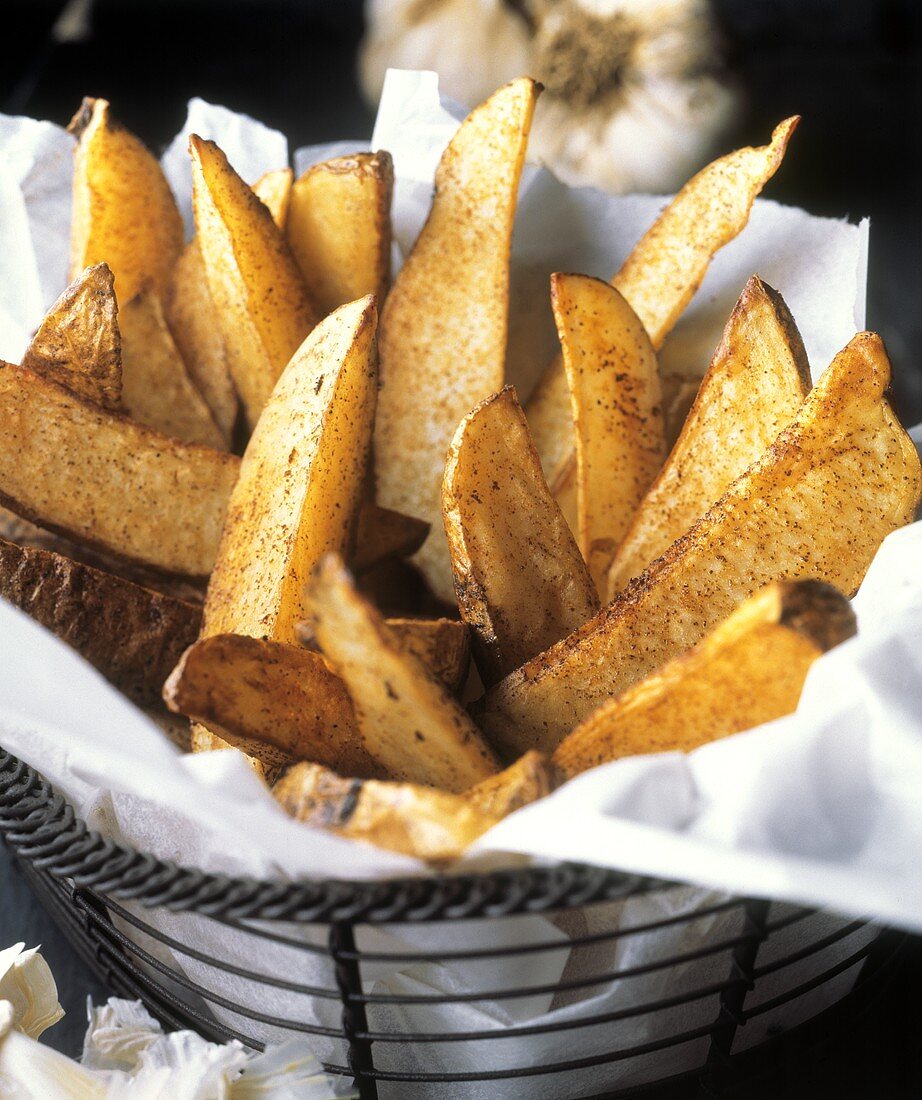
left=361, top=0, right=739, bottom=193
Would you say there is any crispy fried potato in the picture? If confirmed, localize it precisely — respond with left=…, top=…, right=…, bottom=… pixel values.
left=306, top=554, right=499, bottom=791
left=202, top=297, right=377, bottom=644
left=443, top=386, right=599, bottom=687
left=375, top=79, right=541, bottom=600
left=352, top=502, right=430, bottom=573
left=165, top=634, right=374, bottom=775
left=21, top=264, right=122, bottom=412
left=190, top=725, right=293, bottom=786
left=252, top=167, right=293, bottom=230
left=0, top=536, right=200, bottom=705
left=552, top=273, right=665, bottom=592
left=274, top=762, right=499, bottom=862
left=465, top=750, right=557, bottom=817
left=480, top=332, right=921, bottom=755
left=607, top=276, right=810, bottom=596
left=190, top=135, right=319, bottom=427
left=0, top=363, right=239, bottom=576
left=615, top=119, right=800, bottom=347
left=164, top=242, right=238, bottom=445
left=119, top=286, right=225, bottom=448
left=554, top=581, right=855, bottom=778
left=69, top=97, right=184, bottom=301
left=287, top=152, right=393, bottom=313
left=525, top=118, right=799, bottom=481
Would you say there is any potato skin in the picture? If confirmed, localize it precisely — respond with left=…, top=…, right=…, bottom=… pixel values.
left=21, top=263, right=122, bottom=412
left=0, top=536, right=200, bottom=705
left=442, top=386, right=598, bottom=686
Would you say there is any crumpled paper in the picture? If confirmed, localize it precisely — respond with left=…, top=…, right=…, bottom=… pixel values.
left=0, top=69, right=916, bottom=1097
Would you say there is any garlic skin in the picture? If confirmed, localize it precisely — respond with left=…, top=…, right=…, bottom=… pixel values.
left=0, top=942, right=64, bottom=1040
left=0, top=1000, right=106, bottom=1100
left=361, top=0, right=739, bottom=194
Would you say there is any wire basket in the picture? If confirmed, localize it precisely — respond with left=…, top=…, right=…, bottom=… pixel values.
left=0, top=746, right=903, bottom=1098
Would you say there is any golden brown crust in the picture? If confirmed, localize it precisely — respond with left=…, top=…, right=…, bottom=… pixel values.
left=607, top=275, right=812, bottom=596
left=21, top=263, right=122, bottom=412
left=273, top=761, right=499, bottom=863
left=442, top=386, right=598, bottom=686
left=69, top=97, right=184, bottom=301
left=465, top=751, right=558, bottom=817
left=287, top=151, right=394, bottom=314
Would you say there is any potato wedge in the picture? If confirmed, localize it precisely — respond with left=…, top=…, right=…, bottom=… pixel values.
left=21, top=263, right=122, bottom=412
left=202, top=296, right=377, bottom=644
left=607, top=276, right=810, bottom=596
left=287, top=152, right=393, bottom=313
left=164, top=242, right=238, bottom=445
left=119, top=286, right=226, bottom=448
left=190, top=135, right=319, bottom=427
left=274, top=762, right=499, bottom=862
left=553, top=581, right=856, bottom=778
left=525, top=118, right=799, bottom=483
left=615, top=118, right=800, bottom=348
left=252, top=167, right=293, bottom=230
left=0, top=363, right=239, bottom=576
left=69, top=97, right=184, bottom=301
left=375, top=78, right=540, bottom=600
left=352, top=502, right=430, bottom=574
left=479, top=332, right=921, bottom=755
left=165, top=634, right=374, bottom=775
left=465, top=751, right=558, bottom=817
left=443, top=386, right=599, bottom=686
left=306, top=554, right=499, bottom=791
left=0, top=535, right=200, bottom=705
left=552, top=273, right=665, bottom=592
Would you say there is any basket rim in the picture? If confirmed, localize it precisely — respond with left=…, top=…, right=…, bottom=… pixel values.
left=0, top=745, right=672, bottom=923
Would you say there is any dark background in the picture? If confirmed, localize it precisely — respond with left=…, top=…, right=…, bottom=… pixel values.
left=1, top=1, right=921, bottom=1094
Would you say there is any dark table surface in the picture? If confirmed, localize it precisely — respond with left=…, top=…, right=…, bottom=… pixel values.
left=1, top=1, right=921, bottom=1094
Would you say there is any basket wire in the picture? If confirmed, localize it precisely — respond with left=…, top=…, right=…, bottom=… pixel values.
left=0, top=747, right=902, bottom=1098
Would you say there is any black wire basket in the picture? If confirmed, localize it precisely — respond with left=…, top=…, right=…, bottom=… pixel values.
left=0, top=745, right=903, bottom=1098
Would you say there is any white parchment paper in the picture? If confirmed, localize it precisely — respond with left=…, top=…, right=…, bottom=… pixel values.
left=0, top=70, right=917, bottom=1095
